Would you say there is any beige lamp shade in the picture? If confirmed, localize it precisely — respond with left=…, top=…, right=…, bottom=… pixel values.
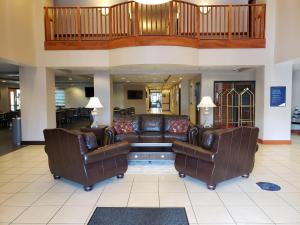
left=86, top=97, right=104, bottom=109
left=134, top=0, right=171, bottom=5
left=197, top=96, right=216, bottom=108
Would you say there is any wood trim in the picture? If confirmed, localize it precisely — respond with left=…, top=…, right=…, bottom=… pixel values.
left=45, top=37, right=265, bottom=50
left=258, top=139, right=292, bottom=145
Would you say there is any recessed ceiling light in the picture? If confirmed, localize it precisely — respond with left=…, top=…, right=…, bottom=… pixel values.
left=179, top=77, right=183, bottom=80
left=126, top=80, right=130, bottom=83
left=1, top=80, right=7, bottom=83
left=172, top=80, right=176, bottom=83
left=121, top=77, right=126, bottom=80
left=69, top=78, right=73, bottom=81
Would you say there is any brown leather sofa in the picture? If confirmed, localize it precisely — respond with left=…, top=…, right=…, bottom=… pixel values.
left=172, top=126, right=259, bottom=190
left=43, top=128, right=130, bottom=191
left=105, top=114, right=198, bottom=145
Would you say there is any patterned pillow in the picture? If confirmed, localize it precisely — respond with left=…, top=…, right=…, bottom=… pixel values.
left=113, top=120, right=134, bottom=134
left=168, top=119, right=190, bottom=133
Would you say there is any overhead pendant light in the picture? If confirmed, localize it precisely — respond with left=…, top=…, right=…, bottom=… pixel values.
left=134, top=0, right=171, bottom=5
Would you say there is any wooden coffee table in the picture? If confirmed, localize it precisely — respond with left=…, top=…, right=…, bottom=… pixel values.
left=128, top=138, right=176, bottom=161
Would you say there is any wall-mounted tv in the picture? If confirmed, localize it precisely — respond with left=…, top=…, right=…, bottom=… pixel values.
left=127, top=90, right=143, bottom=99
left=85, top=87, right=94, bottom=97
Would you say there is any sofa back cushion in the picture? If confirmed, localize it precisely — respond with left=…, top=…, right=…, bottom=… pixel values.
left=141, top=115, right=163, bottom=132
left=164, top=115, right=189, bottom=132
left=201, top=130, right=215, bottom=150
left=168, top=119, right=190, bottom=133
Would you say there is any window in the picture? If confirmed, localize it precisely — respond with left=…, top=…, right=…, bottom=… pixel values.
left=55, top=89, right=65, bottom=107
left=9, top=88, right=20, bottom=111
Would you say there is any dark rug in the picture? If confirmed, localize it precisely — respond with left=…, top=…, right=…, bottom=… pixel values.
left=87, top=207, right=189, bottom=225
left=256, top=182, right=281, bottom=191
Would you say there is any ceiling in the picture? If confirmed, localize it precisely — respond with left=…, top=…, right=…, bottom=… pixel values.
left=0, top=62, right=19, bottom=84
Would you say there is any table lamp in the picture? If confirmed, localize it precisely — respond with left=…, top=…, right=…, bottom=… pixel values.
left=86, top=97, right=104, bottom=128
left=197, top=96, right=216, bottom=128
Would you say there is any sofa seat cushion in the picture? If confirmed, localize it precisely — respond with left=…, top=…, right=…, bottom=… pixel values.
left=164, top=132, right=188, bottom=142
left=140, top=131, right=163, bottom=138
left=115, top=133, right=139, bottom=142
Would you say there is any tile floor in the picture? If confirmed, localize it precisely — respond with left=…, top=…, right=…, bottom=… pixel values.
left=0, top=136, right=300, bottom=224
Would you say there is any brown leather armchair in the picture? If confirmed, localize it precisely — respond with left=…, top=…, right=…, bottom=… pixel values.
left=172, top=127, right=259, bottom=190
left=43, top=128, right=130, bottom=191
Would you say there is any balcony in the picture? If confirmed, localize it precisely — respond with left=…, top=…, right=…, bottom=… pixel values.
left=44, top=1, right=266, bottom=50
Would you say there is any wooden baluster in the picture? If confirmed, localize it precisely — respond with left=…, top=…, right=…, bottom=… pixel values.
left=228, top=5, right=232, bottom=40
left=169, top=1, right=173, bottom=36
left=201, top=6, right=204, bottom=38
left=251, top=5, right=254, bottom=38
left=150, top=5, right=153, bottom=34
left=127, top=3, right=130, bottom=36
left=60, top=8, right=64, bottom=40
left=44, top=7, right=51, bottom=41
left=76, top=7, right=80, bottom=40
left=224, top=6, right=226, bottom=39
left=196, top=6, right=200, bottom=39
left=261, top=4, right=266, bottom=39
left=241, top=6, right=244, bottom=38
left=214, top=7, right=217, bottom=38
left=206, top=6, right=208, bottom=37
left=210, top=6, right=212, bottom=37
left=96, top=8, right=99, bottom=40
left=233, top=6, right=235, bottom=39
left=160, top=4, right=163, bottom=34
left=190, top=4, right=192, bottom=36
left=135, top=2, right=139, bottom=36
left=219, top=7, right=222, bottom=38
left=123, top=4, right=126, bottom=36
left=67, top=8, right=70, bottom=40
left=66, top=8, right=69, bottom=40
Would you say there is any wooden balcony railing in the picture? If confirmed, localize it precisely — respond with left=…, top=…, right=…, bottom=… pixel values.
left=44, top=1, right=266, bottom=50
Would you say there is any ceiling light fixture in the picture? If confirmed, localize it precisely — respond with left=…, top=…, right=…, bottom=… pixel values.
left=134, top=0, right=171, bottom=5
left=1, top=80, right=7, bottom=83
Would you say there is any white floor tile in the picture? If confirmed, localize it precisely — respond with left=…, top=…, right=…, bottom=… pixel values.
left=191, top=192, right=224, bottom=207
left=13, top=206, right=60, bottom=223
left=0, top=206, right=27, bottom=223
left=159, top=192, right=191, bottom=207
left=34, top=192, right=72, bottom=206
left=49, top=205, right=94, bottom=224
left=260, top=205, right=300, bottom=223
left=47, top=181, right=79, bottom=193
left=128, top=193, right=159, bottom=207
left=193, top=206, right=234, bottom=223
left=102, top=182, right=132, bottom=193
left=227, top=206, right=272, bottom=223
left=96, top=192, right=130, bottom=206
left=159, top=181, right=187, bottom=193
left=248, top=192, right=289, bottom=206
left=218, top=192, right=255, bottom=206
left=20, top=181, right=55, bottom=193
left=0, top=182, right=29, bottom=194
left=131, top=182, right=158, bottom=193
left=64, top=192, right=101, bottom=206
left=2, top=192, right=42, bottom=206
left=0, top=194, right=13, bottom=204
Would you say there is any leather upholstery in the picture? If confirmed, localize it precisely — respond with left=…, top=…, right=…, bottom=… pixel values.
left=105, top=114, right=198, bottom=145
left=164, top=132, right=188, bottom=142
left=115, top=133, right=139, bottom=142
left=43, top=128, right=130, bottom=188
left=140, top=131, right=163, bottom=138
left=82, top=132, right=98, bottom=151
left=141, top=115, right=163, bottom=132
left=173, top=127, right=259, bottom=188
left=201, top=130, right=215, bottom=150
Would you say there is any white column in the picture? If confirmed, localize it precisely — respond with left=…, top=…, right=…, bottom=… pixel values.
left=20, top=66, right=56, bottom=142
left=94, top=72, right=112, bottom=125
left=255, top=62, right=293, bottom=142
left=180, top=80, right=190, bottom=116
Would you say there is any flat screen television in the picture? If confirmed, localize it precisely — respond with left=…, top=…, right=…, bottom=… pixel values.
left=85, top=87, right=94, bottom=97
left=127, top=90, right=143, bottom=99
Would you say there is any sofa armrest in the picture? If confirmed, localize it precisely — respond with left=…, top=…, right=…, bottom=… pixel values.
left=188, top=125, right=198, bottom=145
left=172, top=140, right=215, bottom=163
left=83, top=141, right=130, bottom=165
left=105, top=127, right=116, bottom=144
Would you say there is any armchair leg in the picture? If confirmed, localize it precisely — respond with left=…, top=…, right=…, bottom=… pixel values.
left=84, top=185, right=93, bottom=192
left=242, top=173, right=250, bottom=178
left=178, top=172, right=186, bottom=178
left=207, top=184, right=216, bottom=190
left=53, top=175, right=61, bottom=180
left=117, top=173, right=124, bottom=179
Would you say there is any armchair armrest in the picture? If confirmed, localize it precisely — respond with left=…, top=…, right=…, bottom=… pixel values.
left=83, top=141, right=130, bottom=165
left=105, top=127, right=116, bottom=144
left=172, top=140, right=215, bottom=163
left=188, top=125, right=198, bottom=145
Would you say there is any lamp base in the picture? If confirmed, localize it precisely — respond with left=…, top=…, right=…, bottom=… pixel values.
left=90, top=109, right=99, bottom=128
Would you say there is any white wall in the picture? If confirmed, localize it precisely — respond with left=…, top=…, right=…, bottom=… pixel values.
left=112, top=83, right=125, bottom=108
left=292, top=70, right=300, bottom=112
left=200, top=70, right=256, bottom=124
left=124, top=84, right=146, bottom=114
left=64, top=86, right=89, bottom=108
left=180, top=80, right=190, bottom=116
left=275, top=0, right=300, bottom=63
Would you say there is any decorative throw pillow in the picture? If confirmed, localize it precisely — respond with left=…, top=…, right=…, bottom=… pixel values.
left=201, top=130, right=215, bottom=150
left=113, top=120, right=134, bottom=134
left=168, top=119, right=190, bottom=133
left=82, top=132, right=98, bottom=151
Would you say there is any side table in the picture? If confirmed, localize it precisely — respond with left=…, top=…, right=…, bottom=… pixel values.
left=80, top=125, right=108, bottom=147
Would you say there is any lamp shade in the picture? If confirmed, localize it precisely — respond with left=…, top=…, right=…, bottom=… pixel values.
left=86, top=97, right=104, bottom=109
left=134, top=0, right=171, bottom=5
left=197, top=96, right=216, bottom=108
